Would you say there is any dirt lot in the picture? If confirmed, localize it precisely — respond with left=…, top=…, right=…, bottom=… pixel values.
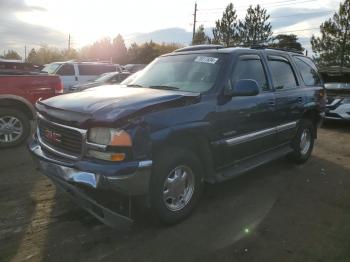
left=1, top=122, right=350, bottom=262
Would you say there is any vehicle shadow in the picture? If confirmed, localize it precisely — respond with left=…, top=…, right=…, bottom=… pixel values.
left=35, top=154, right=350, bottom=262
left=322, top=120, right=350, bottom=133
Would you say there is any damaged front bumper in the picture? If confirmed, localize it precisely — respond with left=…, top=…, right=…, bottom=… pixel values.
left=28, top=139, right=152, bottom=228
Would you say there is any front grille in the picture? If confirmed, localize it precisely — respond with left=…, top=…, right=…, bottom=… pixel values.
left=38, top=117, right=84, bottom=157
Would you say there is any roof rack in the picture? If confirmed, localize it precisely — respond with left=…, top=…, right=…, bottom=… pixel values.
left=250, top=44, right=304, bottom=55
left=65, top=59, right=113, bottom=64
left=174, top=45, right=224, bottom=53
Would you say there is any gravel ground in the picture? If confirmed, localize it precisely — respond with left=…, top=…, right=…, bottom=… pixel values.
left=1, top=122, right=350, bottom=262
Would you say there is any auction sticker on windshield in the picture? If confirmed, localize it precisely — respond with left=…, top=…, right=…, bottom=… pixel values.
left=194, top=56, right=219, bottom=64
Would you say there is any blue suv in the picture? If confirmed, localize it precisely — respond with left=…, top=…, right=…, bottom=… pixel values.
left=29, top=45, right=326, bottom=227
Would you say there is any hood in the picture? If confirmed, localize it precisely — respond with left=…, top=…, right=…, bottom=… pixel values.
left=37, top=85, right=200, bottom=127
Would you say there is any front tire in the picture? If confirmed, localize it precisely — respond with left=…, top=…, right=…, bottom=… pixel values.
left=150, top=147, right=204, bottom=224
left=0, top=108, right=31, bottom=148
left=289, top=119, right=315, bottom=164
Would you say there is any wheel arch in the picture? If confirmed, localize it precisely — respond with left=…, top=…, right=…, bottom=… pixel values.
left=301, top=109, right=320, bottom=138
left=152, top=127, right=215, bottom=183
left=0, top=95, right=35, bottom=120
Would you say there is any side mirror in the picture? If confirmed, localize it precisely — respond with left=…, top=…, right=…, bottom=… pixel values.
left=231, top=79, right=259, bottom=96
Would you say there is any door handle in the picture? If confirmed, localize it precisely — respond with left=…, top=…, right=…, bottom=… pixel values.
left=268, top=99, right=275, bottom=107
left=297, top=97, right=303, bottom=103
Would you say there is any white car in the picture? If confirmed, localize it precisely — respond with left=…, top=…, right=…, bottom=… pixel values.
left=42, top=62, right=122, bottom=92
left=325, top=82, right=350, bottom=121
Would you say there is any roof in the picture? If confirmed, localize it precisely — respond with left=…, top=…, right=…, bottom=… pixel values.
left=0, top=58, right=27, bottom=63
left=169, top=45, right=306, bottom=56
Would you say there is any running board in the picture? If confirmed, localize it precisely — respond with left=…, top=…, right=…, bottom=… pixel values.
left=215, top=145, right=293, bottom=182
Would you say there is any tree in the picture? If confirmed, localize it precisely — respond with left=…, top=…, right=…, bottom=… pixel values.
left=27, top=48, right=38, bottom=64
left=126, top=41, right=181, bottom=64
left=0, top=50, right=22, bottom=60
left=85, top=37, right=113, bottom=61
left=212, top=3, right=239, bottom=47
left=192, top=25, right=211, bottom=45
left=112, top=34, right=128, bottom=64
left=270, top=34, right=304, bottom=51
left=239, top=5, right=272, bottom=46
left=311, top=0, right=350, bottom=67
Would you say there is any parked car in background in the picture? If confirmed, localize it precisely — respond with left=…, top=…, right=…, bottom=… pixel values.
left=120, top=70, right=143, bottom=85
left=320, top=66, right=350, bottom=121
left=42, top=61, right=122, bottom=92
left=29, top=45, right=325, bottom=227
left=123, top=64, right=146, bottom=73
left=0, top=75, right=62, bottom=148
left=0, top=59, right=40, bottom=75
left=68, top=71, right=131, bottom=92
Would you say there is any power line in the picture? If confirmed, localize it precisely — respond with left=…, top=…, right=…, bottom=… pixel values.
left=273, top=27, right=320, bottom=34
left=197, top=0, right=318, bottom=13
left=196, top=10, right=334, bottom=23
left=197, top=0, right=311, bottom=10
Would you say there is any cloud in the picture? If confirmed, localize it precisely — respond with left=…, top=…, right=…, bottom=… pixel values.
left=125, top=28, right=192, bottom=46
left=0, top=0, right=66, bottom=56
left=270, top=7, right=332, bottom=29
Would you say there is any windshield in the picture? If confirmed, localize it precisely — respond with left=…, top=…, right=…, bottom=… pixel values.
left=325, top=82, right=350, bottom=89
left=128, top=53, right=225, bottom=93
left=41, top=63, right=61, bottom=74
left=94, top=72, right=116, bottom=83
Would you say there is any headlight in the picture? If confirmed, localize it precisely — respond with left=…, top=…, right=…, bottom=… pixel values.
left=88, top=127, right=132, bottom=146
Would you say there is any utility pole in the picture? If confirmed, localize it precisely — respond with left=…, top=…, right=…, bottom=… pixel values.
left=24, top=45, right=27, bottom=62
left=68, top=34, right=71, bottom=52
left=192, top=2, right=197, bottom=43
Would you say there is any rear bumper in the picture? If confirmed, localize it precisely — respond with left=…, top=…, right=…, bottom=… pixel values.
left=28, top=138, right=153, bottom=227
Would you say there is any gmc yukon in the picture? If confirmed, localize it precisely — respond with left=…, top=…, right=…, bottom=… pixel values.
left=29, top=46, right=326, bottom=227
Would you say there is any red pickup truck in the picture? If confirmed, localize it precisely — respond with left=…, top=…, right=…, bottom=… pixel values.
left=0, top=75, right=63, bottom=148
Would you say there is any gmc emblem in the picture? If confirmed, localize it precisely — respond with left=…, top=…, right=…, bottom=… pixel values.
left=43, top=129, right=62, bottom=143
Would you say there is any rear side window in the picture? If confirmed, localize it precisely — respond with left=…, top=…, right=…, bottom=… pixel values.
left=268, top=58, right=297, bottom=90
left=56, top=64, right=75, bottom=76
left=294, top=56, right=321, bottom=86
left=231, top=58, right=269, bottom=91
left=78, top=64, right=116, bottom=75
left=78, top=64, right=101, bottom=75
left=100, top=65, right=116, bottom=74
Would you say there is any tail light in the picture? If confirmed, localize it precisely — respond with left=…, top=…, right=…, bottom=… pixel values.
left=55, top=80, right=64, bottom=95
left=319, top=88, right=327, bottom=99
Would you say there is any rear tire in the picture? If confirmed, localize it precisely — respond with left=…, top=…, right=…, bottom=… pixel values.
left=150, top=147, right=204, bottom=224
left=289, top=119, right=315, bottom=164
left=0, top=108, right=31, bottom=148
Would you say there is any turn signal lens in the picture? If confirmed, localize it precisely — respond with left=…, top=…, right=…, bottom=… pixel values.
left=110, top=130, right=132, bottom=146
left=87, top=150, right=126, bottom=162
left=89, top=128, right=132, bottom=146
left=110, top=153, right=126, bottom=161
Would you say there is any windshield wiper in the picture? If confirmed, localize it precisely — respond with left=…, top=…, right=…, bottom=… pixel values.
left=127, top=84, right=144, bottom=88
left=149, top=85, right=180, bottom=90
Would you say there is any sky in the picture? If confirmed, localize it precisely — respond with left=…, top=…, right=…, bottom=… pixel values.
left=0, top=0, right=343, bottom=58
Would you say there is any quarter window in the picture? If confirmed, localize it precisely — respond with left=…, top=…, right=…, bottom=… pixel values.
left=231, top=59, right=269, bottom=91
left=268, top=59, right=297, bottom=90
left=294, top=56, right=321, bottom=86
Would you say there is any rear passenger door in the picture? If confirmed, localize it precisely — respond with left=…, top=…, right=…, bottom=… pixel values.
left=77, top=64, right=100, bottom=84
left=266, top=53, right=302, bottom=144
